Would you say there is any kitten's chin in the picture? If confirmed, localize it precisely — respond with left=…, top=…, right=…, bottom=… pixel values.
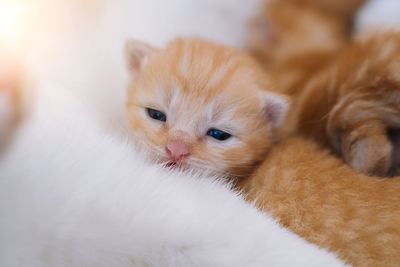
left=163, top=160, right=192, bottom=172
left=151, top=152, right=222, bottom=176
left=162, top=159, right=215, bottom=176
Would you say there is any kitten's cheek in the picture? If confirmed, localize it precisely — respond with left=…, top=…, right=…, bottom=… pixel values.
left=126, top=109, right=141, bottom=129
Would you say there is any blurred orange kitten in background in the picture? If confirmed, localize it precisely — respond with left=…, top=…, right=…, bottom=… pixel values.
left=125, top=37, right=289, bottom=177
left=250, top=0, right=400, bottom=176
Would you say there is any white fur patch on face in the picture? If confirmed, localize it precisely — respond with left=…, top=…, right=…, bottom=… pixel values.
left=166, top=84, right=183, bottom=124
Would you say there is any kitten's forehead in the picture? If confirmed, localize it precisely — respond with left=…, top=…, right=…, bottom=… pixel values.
left=147, top=38, right=266, bottom=99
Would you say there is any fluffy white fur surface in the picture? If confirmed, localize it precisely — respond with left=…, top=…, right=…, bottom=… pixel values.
left=0, top=80, right=346, bottom=266
left=4, top=0, right=399, bottom=266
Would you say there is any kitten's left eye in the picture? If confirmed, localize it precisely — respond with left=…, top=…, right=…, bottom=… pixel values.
left=147, top=108, right=166, bottom=122
left=207, top=129, right=231, bottom=141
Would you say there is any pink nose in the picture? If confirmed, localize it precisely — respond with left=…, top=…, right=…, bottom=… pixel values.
left=166, top=140, right=191, bottom=161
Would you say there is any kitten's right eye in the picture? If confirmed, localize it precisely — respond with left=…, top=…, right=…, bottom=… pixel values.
left=147, top=108, right=166, bottom=122
left=207, top=129, right=231, bottom=141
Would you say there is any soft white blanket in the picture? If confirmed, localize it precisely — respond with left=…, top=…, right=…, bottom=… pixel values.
left=1, top=0, right=399, bottom=266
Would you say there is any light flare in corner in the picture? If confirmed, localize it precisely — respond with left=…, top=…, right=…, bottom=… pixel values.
left=0, top=0, right=27, bottom=53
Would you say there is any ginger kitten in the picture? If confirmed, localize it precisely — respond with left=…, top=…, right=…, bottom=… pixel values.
left=238, top=136, right=400, bottom=267
left=250, top=0, right=400, bottom=176
left=125, top=37, right=289, bottom=177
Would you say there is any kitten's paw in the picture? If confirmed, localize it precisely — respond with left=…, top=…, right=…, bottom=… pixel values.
left=342, top=129, right=392, bottom=176
left=329, top=118, right=400, bottom=177
left=327, top=91, right=400, bottom=177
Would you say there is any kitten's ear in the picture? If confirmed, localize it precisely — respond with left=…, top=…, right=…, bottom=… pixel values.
left=125, top=39, right=158, bottom=74
left=261, top=93, right=290, bottom=130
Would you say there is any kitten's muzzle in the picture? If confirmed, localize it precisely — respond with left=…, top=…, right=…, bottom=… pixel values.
left=165, top=140, right=191, bottom=162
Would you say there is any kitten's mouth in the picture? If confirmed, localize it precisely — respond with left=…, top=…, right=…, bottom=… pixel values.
left=165, top=161, right=177, bottom=168
left=156, top=155, right=186, bottom=170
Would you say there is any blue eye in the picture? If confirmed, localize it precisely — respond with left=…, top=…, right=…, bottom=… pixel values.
left=147, top=108, right=166, bottom=122
left=207, top=129, right=231, bottom=141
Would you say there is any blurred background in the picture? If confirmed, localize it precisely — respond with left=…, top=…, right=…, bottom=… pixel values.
left=0, top=0, right=400, bottom=138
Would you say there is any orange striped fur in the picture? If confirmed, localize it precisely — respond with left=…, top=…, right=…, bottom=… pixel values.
left=238, top=136, right=400, bottom=267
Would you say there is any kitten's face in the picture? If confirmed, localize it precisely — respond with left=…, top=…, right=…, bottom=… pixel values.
left=125, top=38, right=288, bottom=177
